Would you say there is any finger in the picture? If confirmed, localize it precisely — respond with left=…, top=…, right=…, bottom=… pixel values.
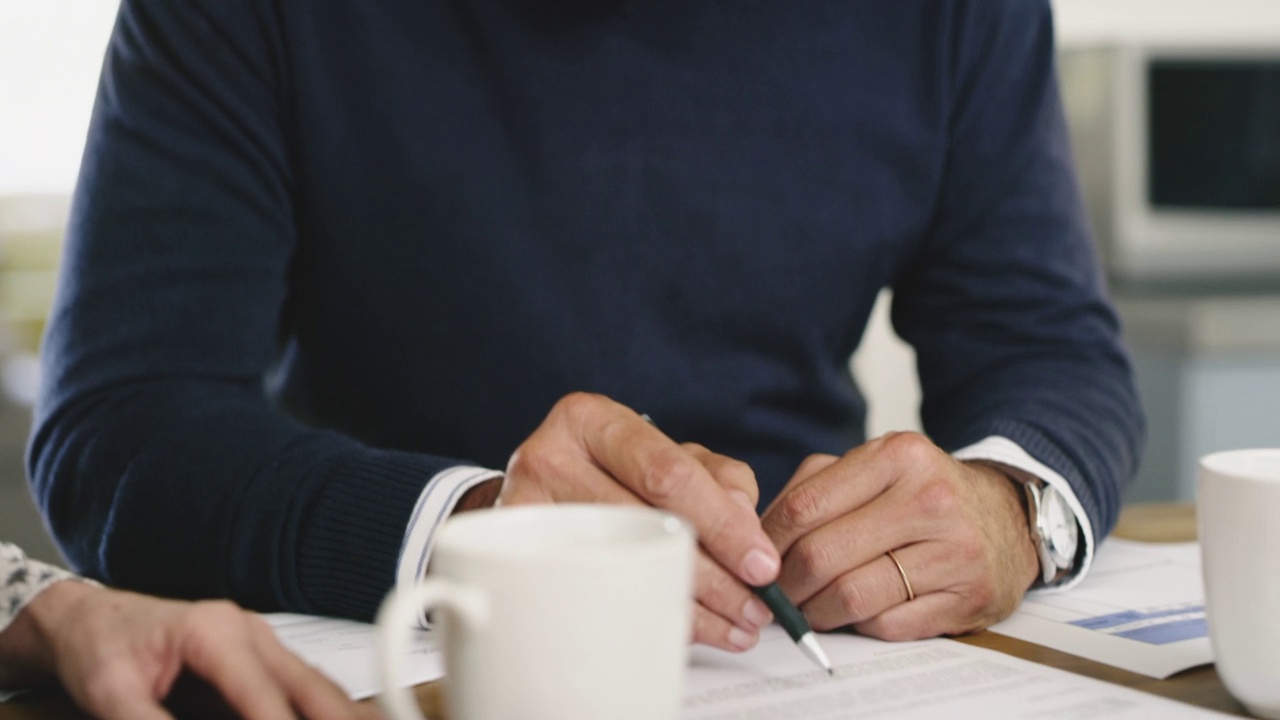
left=248, top=616, right=361, bottom=720
left=98, top=697, right=177, bottom=720
left=762, top=433, right=936, bottom=554
left=854, top=589, right=981, bottom=641
left=799, top=542, right=944, bottom=632
left=79, top=668, right=177, bottom=720
left=691, top=603, right=760, bottom=652
left=776, top=490, right=927, bottom=603
left=693, top=551, right=773, bottom=633
left=502, top=451, right=645, bottom=508
left=179, top=605, right=295, bottom=720
left=573, top=398, right=780, bottom=586
left=681, top=443, right=760, bottom=510
left=763, top=453, right=839, bottom=515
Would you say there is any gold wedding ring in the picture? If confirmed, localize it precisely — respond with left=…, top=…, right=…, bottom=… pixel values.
left=886, top=549, right=915, bottom=602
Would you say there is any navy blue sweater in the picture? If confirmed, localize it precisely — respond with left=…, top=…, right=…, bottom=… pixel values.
left=31, top=0, right=1142, bottom=620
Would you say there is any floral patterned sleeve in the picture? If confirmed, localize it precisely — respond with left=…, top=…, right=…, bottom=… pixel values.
left=0, top=538, right=79, bottom=632
left=0, top=542, right=83, bottom=702
left=0, top=542, right=78, bottom=636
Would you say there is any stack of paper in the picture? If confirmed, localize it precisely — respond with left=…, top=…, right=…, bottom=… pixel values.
left=990, top=538, right=1211, bottom=678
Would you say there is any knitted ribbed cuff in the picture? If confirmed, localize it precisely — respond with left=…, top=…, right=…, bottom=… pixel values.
left=982, top=418, right=1106, bottom=538
left=291, top=450, right=452, bottom=620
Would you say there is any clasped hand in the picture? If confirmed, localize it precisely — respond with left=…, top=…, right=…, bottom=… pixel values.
left=497, top=394, right=1040, bottom=651
left=762, top=432, right=1041, bottom=640
left=500, top=393, right=781, bottom=651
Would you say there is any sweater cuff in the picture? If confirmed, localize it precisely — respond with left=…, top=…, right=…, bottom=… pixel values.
left=292, top=451, right=455, bottom=621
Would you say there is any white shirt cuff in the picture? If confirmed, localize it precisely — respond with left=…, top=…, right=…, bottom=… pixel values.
left=951, top=435, right=1094, bottom=592
left=395, top=466, right=503, bottom=628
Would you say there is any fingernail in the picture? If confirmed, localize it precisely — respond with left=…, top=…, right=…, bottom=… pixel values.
left=742, top=597, right=773, bottom=628
left=730, top=490, right=757, bottom=511
left=727, top=625, right=758, bottom=651
left=740, top=548, right=780, bottom=585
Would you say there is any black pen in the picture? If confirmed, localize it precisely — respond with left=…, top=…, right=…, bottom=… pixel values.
left=753, top=583, right=833, bottom=675
left=639, top=414, right=834, bottom=675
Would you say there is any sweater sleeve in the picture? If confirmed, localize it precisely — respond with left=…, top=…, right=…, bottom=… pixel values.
left=28, top=0, right=463, bottom=621
left=890, top=0, right=1144, bottom=542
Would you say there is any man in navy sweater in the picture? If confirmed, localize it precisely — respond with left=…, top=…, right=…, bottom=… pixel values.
left=30, top=0, right=1142, bottom=654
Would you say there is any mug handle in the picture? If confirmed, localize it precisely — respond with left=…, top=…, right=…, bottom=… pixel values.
left=375, top=579, right=489, bottom=720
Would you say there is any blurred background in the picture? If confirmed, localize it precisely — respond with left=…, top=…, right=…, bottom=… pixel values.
left=1, top=1, right=1278, bottom=568
left=1, top=1, right=117, bottom=565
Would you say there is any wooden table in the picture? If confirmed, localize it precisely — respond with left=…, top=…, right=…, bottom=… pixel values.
left=0, top=503, right=1246, bottom=719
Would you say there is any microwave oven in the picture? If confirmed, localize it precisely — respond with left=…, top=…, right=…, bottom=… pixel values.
left=1059, top=46, right=1280, bottom=283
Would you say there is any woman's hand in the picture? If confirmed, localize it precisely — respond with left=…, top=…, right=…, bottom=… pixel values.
left=0, top=580, right=378, bottom=720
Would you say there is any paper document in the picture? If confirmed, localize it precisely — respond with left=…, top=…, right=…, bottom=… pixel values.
left=683, top=626, right=1230, bottom=719
left=989, top=538, right=1211, bottom=679
left=266, top=611, right=1224, bottom=717
left=264, top=613, right=444, bottom=700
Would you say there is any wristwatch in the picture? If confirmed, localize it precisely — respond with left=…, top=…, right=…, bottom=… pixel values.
left=1019, top=478, right=1079, bottom=587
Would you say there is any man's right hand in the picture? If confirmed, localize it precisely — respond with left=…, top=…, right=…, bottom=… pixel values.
left=492, top=392, right=780, bottom=652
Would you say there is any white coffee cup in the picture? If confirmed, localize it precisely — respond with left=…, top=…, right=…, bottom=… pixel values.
left=1197, top=449, right=1280, bottom=720
left=375, top=504, right=695, bottom=720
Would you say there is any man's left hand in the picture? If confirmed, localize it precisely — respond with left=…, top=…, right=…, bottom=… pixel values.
left=760, top=431, right=1041, bottom=640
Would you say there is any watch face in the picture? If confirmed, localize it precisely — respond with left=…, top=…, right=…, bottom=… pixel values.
left=1041, top=487, right=1079, bottom=567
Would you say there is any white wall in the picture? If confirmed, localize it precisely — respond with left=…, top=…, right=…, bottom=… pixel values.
left=0, top=1, right=120, bottom=195
left=850, top=292, right=922, bottom=438
left=1052, top=0, right=1280, bottom=46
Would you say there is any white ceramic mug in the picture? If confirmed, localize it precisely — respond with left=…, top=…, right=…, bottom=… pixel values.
left=375, top=504, right=695, bottom=720
left=1197, top=449, right=1280, bottom=720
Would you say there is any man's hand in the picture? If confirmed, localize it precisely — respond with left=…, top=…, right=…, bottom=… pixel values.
left=761, top=431, right=1040, bottom=640
left=496, top=392, right=779, bottom=652
left=0, top=580, right=376, bottom=720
